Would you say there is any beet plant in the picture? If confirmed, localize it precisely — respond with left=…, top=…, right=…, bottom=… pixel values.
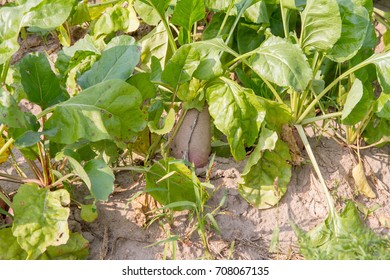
left=0, top=0, right=389, bottom=259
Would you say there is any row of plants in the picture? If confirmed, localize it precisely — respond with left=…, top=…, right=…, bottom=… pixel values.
left=0, top=0, right=389, bottom=259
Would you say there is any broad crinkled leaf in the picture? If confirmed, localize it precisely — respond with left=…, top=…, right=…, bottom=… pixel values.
left=39, top=232, right=89, bottom=260
left=19, top=52, right=68, bottom=109
left=55, top=34, right=100, bottom=78
left=249, top=36, right=313, bottom=92
left=0, top=228, right=27, bottom=260
left=171, top=0, right=205, bottom=32
left=139, top=22, right=169, bottom=69
left=22, top=0, right=76, bottom=29
left=84, top=159, right=115, bottom=201
left=341, top=79, right=373, bottom=125
left=12, top=184, right=70, bottom=260
left=45, top=79, right=147, bottom=145
left=206, top=78, right=263, bottom=160
left=376, top=93, right=390, bottom=119
left=162, top=38, right=225, bottom=88
left=134, top=0, right=161, bottom=25
left=145, top=158, right=200, bottom=210
left=257, top=97, right=292, bottom=133
left=367, top=52, right=390, bottom=94
left=78, top=42, right=141, bottom=89
left=0, top=0, right=75, bottom=64
left=239, top=139, right=291, bottom=209
left=293, top=201, right=389, bottom=259
left=0, top=6, right=24, bottom=64
left=242, top=127, right=278, bottom=176
left=93, top=4, right=137, bottom=39
left=300, top=0, right=341, bottom=52
left=326, top=0, right=370, bottom=62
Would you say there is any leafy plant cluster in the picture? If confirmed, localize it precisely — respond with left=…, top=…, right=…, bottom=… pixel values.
left=0, top=0, right=389, bottom=259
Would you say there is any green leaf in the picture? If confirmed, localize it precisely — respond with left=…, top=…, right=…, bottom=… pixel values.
left=0, top=6, right=24, bottom=64
left=0, top=88, right=37, bottom=130
left=376, top=93, right=390, bottom=119
left=39, top=232, right=89, bottom=260
left=14, top=129, right=56, bottom=149
left=78, top=43, right=141, bottom=89
left=171, top=0, right=205, bottom=32
left=139, top=22, right=169, bottom=70
left=45, top=79, right=147, bottom=145
left=206, top=78, right=263, bottom=161
left=56, top=149, right=91, bottom=190
left=249, top=36, right=313, bottom=92
left=138, top=0, right=171, bottom=17
left=148, top=107, right=175, bottom=135
left=293, top=201, right=390, bottom=259
left=242, top=127, right=278, bottom=176
left=22, top=0, right=76, bottom=29
left=244, top=1, right=269, bottom=24
left=93, top=4, right=132, bottom=39
left=300, top=0, right=341, bottom=52
left=341, top=79, right=373, bottom=125
left=128, top=72, right=157, bottom=100
left=237, top=22, right=265, bottom=54
left=12, top=184, right=70, bottom=260
left=84, top=159, right=115, bottom=201
left=367, top=52, right=390, bottom=94
left=202, top=12, right=235, bottom=41
left=363, top=117, right=390, bottom=145
left=205, top=0, right=241, bottom=11
left=239, top=139, right=291, bottom=209
left=55, top=34, right=100, bottom=77
left=88, top=1, right=116, bottom=20
left=257, top=96, right=292, bottom=133
left=0, top=228, right=27, bottom=260
left=326, top=0, right=370, bottom=62
left=162, top=38, right=225, bottom=88
left=68, top=0, right=91, bottom=26
left=80, top=204, right=98, bottom=223
left=145, top=159, right=200, bottom=210
left=134, top=0, right=161, bottom=25
left=19, top=52, right=68, bottom=109
left=176, top=78, right=205, bottom=109
left=235, top=0, right=259, bottom=15
left=57, top=24, right=71, bottom=47
left=90, top=140, right=120, bottom=165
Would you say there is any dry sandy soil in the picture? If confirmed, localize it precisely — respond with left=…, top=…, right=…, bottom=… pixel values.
left=2, top=130, right=389, bottom=260
left=80, top=132, right=390, bottom=260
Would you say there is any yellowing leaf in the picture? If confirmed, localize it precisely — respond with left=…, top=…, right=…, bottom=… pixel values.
left=0, top=137, right=12, bottom=164
left=352, top=161, right=376, bottom=198
left=379, top=215, right=390, bottom=229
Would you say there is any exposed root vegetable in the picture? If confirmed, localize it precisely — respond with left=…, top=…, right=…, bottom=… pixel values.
left=171, top=105, right=211, bottom=168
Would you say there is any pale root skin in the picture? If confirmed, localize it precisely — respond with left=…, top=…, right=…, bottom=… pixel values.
left=171, top=105, right=211, bottom=168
